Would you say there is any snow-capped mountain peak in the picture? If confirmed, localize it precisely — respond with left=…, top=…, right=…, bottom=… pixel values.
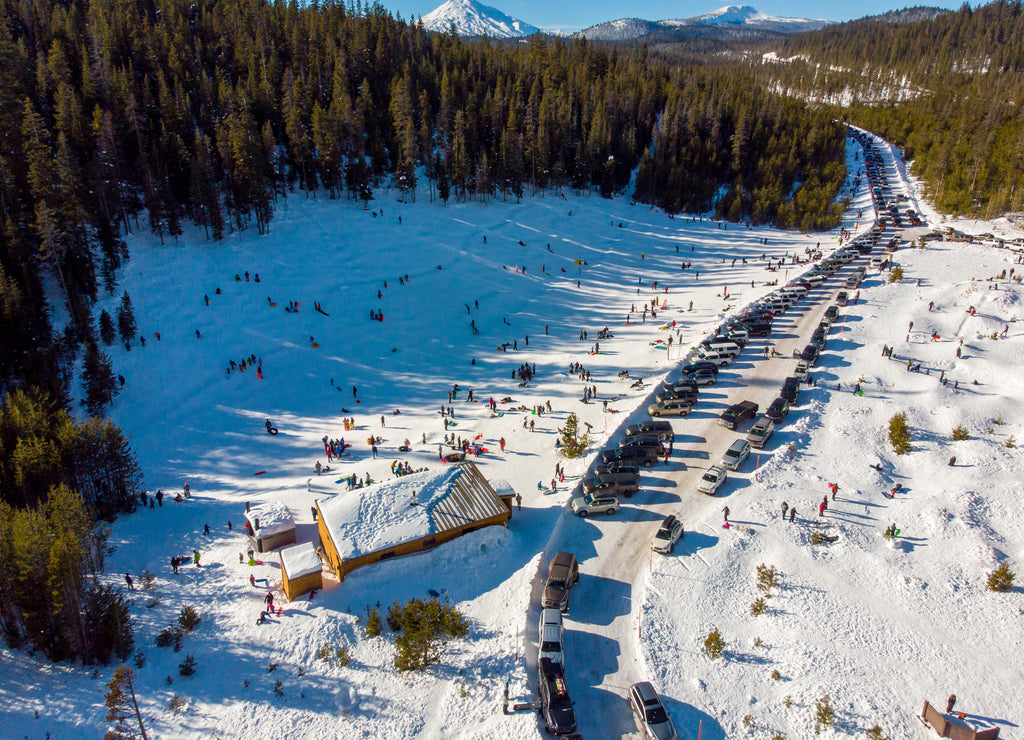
left=579, top=5, right=831, bottom=40
left=420, top=0, right=539, bottom=38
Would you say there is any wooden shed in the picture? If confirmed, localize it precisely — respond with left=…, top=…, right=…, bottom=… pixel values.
left=245, top=501, right=296, bottom=554
left=279, top=542, right=323, bottom=601
left=316, top=461, right=511, bottom=580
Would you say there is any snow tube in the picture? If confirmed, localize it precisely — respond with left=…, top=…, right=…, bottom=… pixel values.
left=266, top=427, right=279, bottom=435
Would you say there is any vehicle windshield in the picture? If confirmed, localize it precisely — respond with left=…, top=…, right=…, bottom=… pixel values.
left=584, top=494, right=597, bottom=505
left=751, top=428, right=765, bottom=437
left=655, top=528, right=671, bottom=540
left=541, top=640, right=562, bottom=653
left=546, top=580, right=566, bottom=592
left=702, top=472, right=717, bottom=482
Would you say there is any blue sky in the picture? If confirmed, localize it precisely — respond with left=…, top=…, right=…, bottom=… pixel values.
left=384, top=0, right=965, bottom=31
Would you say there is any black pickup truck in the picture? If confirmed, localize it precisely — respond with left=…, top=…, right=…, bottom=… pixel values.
left=718, top=400, right=759, bottom=430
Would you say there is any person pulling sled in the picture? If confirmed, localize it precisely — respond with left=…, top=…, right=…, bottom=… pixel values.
left=265, top=418, right=279, bottom=435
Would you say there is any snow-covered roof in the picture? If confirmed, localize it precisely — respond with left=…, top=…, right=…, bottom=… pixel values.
left=317, top=462, right=506, bottom=561
left=245, top=501, right=295, bottom=537
left=489, top=478, right=516, bottom=499
left=279, top=542, right=322, bottom=580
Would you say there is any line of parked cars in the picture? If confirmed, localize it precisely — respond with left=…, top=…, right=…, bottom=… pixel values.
left=546, top=155, right=884, bottom=731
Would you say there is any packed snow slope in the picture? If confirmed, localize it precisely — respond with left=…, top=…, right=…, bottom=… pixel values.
left=2, top=132, right=1022, bottom=739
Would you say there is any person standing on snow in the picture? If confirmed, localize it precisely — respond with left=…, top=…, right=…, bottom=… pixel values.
left=781, top=501, right=789, bottom=520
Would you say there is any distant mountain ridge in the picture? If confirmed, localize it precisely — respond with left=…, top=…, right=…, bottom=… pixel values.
left=420, top=0, right=538, bottom=38
left=579, top=5, right=832, bottom=41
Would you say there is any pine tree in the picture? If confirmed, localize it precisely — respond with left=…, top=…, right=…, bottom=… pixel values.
left=117, top=292, right=136, bottom=344
left=98, top=310, right=116, bottom=345
left=83, top=342, right=118, bottom=415
left=557, top=413, right=591, bottom=458
left=104, top=666, right=148, bottom=739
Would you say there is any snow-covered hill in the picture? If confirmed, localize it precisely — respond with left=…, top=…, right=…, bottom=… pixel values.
left=580, top=4, right=831, bottom=41
left=420, top=0, right=538, bottom=38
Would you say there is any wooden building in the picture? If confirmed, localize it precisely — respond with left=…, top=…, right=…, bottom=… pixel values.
left=279, top=542, right=323, bottom=601
left=316, top=461, right=512, bottom=580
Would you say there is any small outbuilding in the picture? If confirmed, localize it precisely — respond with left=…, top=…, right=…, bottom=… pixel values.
left=279, top=542, right=323, bottom=601
left=316, top=461, right=511, bottom=580
left=244, top=501, right=296, bottom=553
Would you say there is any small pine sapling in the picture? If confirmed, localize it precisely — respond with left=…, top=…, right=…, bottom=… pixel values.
left=951, top=425, right=969, bottom=441
left=704, top=628, right=724, bottom=659
left=987, top=562, right=1015, bottom=592
left=178, top=654, right=197, bottom=677
left=750, top=598, right=767, bottom=616
left=178, top=606, right=201, bottom=632
left=814, top=694, right=834, bottom=734
left=365, top=607, right=383, bottom=637
left=168, top=694, right=186, bottom=714
left=273, top=680, right=284, bottom=697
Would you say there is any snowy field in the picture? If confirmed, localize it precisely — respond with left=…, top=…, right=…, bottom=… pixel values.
left=3, top=133, right=1023, bottom=739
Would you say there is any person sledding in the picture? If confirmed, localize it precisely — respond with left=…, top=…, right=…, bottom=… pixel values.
left=265, top=418, right=279, bottom=435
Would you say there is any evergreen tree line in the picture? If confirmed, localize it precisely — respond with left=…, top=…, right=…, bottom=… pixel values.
left=0, top=388, right=143, bottom=515
left=0, top=483, right=133, bottom=663
left=756, top=0, right=1024, bottom=217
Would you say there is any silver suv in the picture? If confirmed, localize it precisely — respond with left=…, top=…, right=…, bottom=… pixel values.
left=571, top=492, right=621, bottom=517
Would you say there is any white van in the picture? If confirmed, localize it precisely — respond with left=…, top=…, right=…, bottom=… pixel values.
left=785, top=285, right=808, bottom=299
left=703, top=340, right=741, bottom=356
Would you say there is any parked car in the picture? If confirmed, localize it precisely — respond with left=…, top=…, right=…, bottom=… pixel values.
left=571, top=492, right=621, bottom=517
left=661, top=379, right=699, bottom=396
left=836, top=291, right=849, bottom=306
left=656, top=387, right=699, bottom=404
left=718, top=400, right=759, bottom=430
left=539, top=658, right=577, bottom=735
left=825, top=305, right=841, bottom=321
left=538, top=608, right=565, bottom=668
left=648, top=399, right=693, bottom=418
left=619, top=435, right=665, bottom=454
left=693, top=348, right=734, bottom=367
left=600, top=446, right=659, bottom=468
left=594, top=460, right=640, bottom=476
left=766, top=397, right=790, bottom=422
left=582, top=472, right=639, bottom=498
left=697, top=465, right=728, bottom=495
left=746, top=416, right=775, bottom=449
left=652, top=515, right=684, bottom=554
left=629, top=681, right=678, bottom=740
left=541, top=552, right=579, bottom=612
left=781, top=376, right=800, bottom=403
left=720, top=438, right=751, bottom=471
left=800, top=343, right=821, bottom=365
left=626, top=421, right=675, bottom=440
left=680, top=361, right=719, bottom=377
left=688, top=369, right=717, bottom=386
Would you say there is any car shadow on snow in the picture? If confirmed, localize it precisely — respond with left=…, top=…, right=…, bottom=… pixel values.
left=675, top=530, right=718, bottom=557
left=665, top=699, right=726, bottom=740
left=572, top=573, right=633, bottom=627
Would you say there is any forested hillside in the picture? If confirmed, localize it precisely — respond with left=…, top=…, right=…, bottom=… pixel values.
left=756, top=0, right=1024, bottom=216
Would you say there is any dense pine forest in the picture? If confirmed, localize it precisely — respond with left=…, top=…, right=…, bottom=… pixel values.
left=759, top=0, right=1024, bottom=217
left=0, top=0, right=851, bottom=663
